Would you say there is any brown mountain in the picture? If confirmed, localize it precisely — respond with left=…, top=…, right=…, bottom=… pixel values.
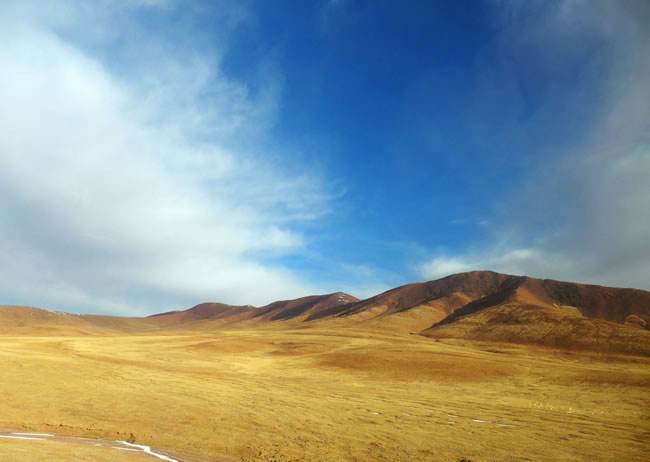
left=3, top=271, right=649, bottom=354
left=310, top=271, right=649, bottom=323
left=416, top=272, right=650, bottom=354
left=148, top=302, right=254, bottom=327
left=306, top=270, right=514, bottom=328
left=254, top=292, right=359, bottom=321
left=303, top=271, right=650, bottom=354
left=146, top=292, right=359, bottom=327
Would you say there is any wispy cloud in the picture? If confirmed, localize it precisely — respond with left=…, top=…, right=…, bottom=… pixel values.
left=0, top=1, right=329, bottom=314
left=420, top=0, right=650, bottom=289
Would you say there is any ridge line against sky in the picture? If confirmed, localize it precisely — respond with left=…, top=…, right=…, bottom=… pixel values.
left=0, top=0, right=648, bottom=315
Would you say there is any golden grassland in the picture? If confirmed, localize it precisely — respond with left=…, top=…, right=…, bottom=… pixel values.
left=0, top=439, right=152, bottom=462
left=0, top=326, right=649, bottom=462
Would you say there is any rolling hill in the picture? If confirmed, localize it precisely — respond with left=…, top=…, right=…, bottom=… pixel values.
left=0, top=305, right=159, bottom=335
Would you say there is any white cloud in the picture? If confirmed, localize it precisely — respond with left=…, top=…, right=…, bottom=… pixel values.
left=419, top=0, right=650, bottom=290
left=419, top=257, right=472, bottom=280
left=0, top=1, right=328, bottom=314
left=419, top=248, right=574, bottom=281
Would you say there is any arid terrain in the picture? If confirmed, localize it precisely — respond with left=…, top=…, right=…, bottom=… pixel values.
left=1, top=271, right=649, bottom=461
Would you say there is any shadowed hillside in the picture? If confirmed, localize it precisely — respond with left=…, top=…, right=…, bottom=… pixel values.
left=306, top=271, right=515, bottom=331
left=418, top=273, right=650, bottom=354
left=422, top=302, right=650, bottom=355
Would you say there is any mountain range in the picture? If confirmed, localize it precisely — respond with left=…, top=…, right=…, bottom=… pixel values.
left=2, top=271, right=649, bottom=354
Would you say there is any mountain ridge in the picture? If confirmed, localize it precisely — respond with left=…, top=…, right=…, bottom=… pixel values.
left=2, top=271, right=649, bottom=354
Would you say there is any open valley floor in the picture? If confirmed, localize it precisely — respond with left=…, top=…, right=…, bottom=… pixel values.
left=1, top=327, right=648, bottom=461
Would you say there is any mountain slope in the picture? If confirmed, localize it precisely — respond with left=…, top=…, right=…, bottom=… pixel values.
left=309, top=271, right=512, bottom=320
left=417, top=273, right=650, bottom=354
left=305, top=271, right=518, bottom=332
left=253, top=292, right=359, bottom=321
left=421, top=302, right=650, bottom=355
left=148, top=302, right=254, bottom=327
left=297, top=271, right=650, bottom=353
left=146, top=292, right=359, bottom=327
left=429, top=274, right=650, bottom=327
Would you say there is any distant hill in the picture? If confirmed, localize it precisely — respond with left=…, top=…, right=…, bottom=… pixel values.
left=147, top=302, right=254, bottom=327
left=2, top=271, right=649, bottom=354
left=305, top=270, right=515, bottom=330
left=253, top=292, right=359, bottom=321
left=146, top=292, right=359, bottom=327
left=0, top=305, right=158, bottom=335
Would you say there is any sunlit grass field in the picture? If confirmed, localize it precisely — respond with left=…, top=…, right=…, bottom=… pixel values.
left=0, top=439, right=153, bottom=462
left=1, top=327, right=648, bottom=461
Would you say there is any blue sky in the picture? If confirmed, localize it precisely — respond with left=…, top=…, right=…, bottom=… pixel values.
left=1, top=1, right=648, bottom=314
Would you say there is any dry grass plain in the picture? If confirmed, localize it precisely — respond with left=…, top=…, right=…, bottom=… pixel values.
left=0, top=439, right=153, bottom=462
left=1, top=326, right=649, bottom=461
